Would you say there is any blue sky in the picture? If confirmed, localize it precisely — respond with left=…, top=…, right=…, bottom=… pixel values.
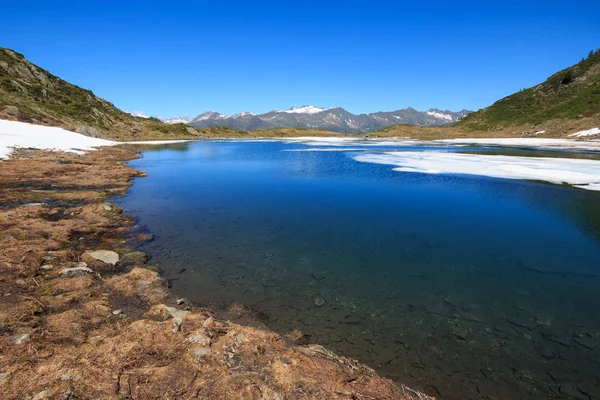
left=1, top=1, right=599, bottom=117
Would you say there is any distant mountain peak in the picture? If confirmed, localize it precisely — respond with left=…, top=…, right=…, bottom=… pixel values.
left=280, top=105, right=331, bottom=114
left=185, top=106, right=472, bottom=133
left=129, top=111, right=151, bottom=119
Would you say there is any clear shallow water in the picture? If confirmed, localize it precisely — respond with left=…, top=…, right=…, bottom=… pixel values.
left=117, top=141, right=600, bottom=400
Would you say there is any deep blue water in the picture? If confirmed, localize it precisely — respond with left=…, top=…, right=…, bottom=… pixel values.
left=117, top=140, right=600, bottom=400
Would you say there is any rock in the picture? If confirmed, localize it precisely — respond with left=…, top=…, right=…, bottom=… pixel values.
left=314, top=297, right=325, bottom=307
left=121, top=251, right=148, bottom=266
left=103, top=204, right=113, bottom=211
left=164, top=305, right=190, bottom=333
left=193, top=347, right=212, bottom=359
left=32, top=391, right=49, bottom=400
left=42, top=255, right=57, bottom=262
left=187, top=334, right=211, bottom=346
left=112, top=309, right=122, bottom=316
left=3, top=211, right=15, bottom=217
left=85, top=250, right=119, bottom=265
left=40, top=265, right=54, bottom=270
left=59, top=266, right=93, bottom=277
left=10, top=333, right=30, bottom=345
left=578, top=381, right=600, bottom=398
left=311, top=271, right=326, bottom=281
left=2, top=105, right=19, bottom=116
left=559, top=384, right=587, bottom=400
left=506, top=317, right=535, bottom=330
left=177, top=298, right=185, bottom=305
left=0, top=372, right=10, bottom=383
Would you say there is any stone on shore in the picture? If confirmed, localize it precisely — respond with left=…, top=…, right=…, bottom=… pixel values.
left=10, top=333, right=31, bottom=345
left=84, top=250, right=119, bottom=265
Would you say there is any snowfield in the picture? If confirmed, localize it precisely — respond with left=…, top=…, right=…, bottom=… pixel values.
left=0, top=119, right=191, bottom=159
left=0, top=119, right=116, bottom=159
left=354, top=152, right=600, bottom=191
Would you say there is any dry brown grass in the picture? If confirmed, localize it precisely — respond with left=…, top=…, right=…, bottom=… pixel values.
left=0, top=148, right=434, bottom=400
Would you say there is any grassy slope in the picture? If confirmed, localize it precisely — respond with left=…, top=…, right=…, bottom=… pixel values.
left=0, top=48, right=218, bottom=141
left=370, top=51, right=600, bottom=140
left=459, top=50, right=600, bottom=130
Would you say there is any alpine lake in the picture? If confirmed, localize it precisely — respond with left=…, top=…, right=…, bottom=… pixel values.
left=116, top=139, right=600, bottom=400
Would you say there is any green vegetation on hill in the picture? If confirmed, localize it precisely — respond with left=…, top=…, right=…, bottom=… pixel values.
left=459, top=49, right=600, bottom=130
left=0, top=47, right=204, bottom=140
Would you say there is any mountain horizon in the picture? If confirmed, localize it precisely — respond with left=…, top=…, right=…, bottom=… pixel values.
left=154, top=105, right=472, bottom=134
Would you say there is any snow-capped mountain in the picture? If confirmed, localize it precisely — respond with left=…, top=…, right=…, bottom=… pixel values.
left=162, top=116, right=194, bottom=124
left=129, top=111, right=151, bottom=119
left=185, top=105, right=471, bottom=133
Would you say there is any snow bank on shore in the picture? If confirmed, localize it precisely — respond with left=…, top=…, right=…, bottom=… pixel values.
left=0, top=119, right=194, bottom=159
left=569, top=128, right=600, bottom=138
left=354, top=151, right=600, bottom=191
left=0, top=119, right=116, bottom=159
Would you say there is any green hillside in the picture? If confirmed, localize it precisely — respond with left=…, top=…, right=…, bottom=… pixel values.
left=458, top=49, right=600, bottom=130
left=0, top=47, right=202, bottom=140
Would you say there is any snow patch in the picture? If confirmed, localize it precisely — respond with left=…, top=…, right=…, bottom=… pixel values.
left=426, top=110, right=453, bottom=122
left=281, top=105, right=330, bottom=114
left=231, top=111, right=255, bottom=118
left=162, top=116, right=193, bottom=124
left=0, top=119, right=116, bottom=159
left=569, top=127, right=600, bottom=137
left=354, top=151, right=600, bottom=191
left=129, top=111, right=151, bottom=119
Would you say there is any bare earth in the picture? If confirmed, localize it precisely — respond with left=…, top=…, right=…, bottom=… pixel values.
left=0, top=147, right=433, bottom=400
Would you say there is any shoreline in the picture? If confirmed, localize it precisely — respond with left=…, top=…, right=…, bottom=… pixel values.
left=0, top=147, right=432, bottom=399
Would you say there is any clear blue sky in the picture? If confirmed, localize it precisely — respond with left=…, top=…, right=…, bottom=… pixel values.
left=1, top=1, right=599, bottom=117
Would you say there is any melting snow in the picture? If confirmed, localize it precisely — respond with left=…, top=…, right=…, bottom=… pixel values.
left=434, top=138, right=600, bottom=151
left=0, top=119, right=116, bottom=159
left=0, top=119, right=193, bottom=159
left=354, top=151, right=600, bottom=191
left=569, top=127, right=600, bottom=137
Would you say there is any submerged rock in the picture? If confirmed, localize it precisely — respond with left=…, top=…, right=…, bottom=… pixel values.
left=85, top=250, right=119, bottom=265
left=314, top=297, right=325, bottom=307
left=121, top=251, right=148, bottom=266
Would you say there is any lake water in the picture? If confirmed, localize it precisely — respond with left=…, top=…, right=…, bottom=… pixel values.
left=116, top=140, right=600, bottom=400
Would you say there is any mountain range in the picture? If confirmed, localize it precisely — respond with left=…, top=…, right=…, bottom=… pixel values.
left=161, top=106, right=471, bottom=133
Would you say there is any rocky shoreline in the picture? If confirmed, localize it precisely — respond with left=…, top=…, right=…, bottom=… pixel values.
left=0, top=147, right=432, bottom=399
